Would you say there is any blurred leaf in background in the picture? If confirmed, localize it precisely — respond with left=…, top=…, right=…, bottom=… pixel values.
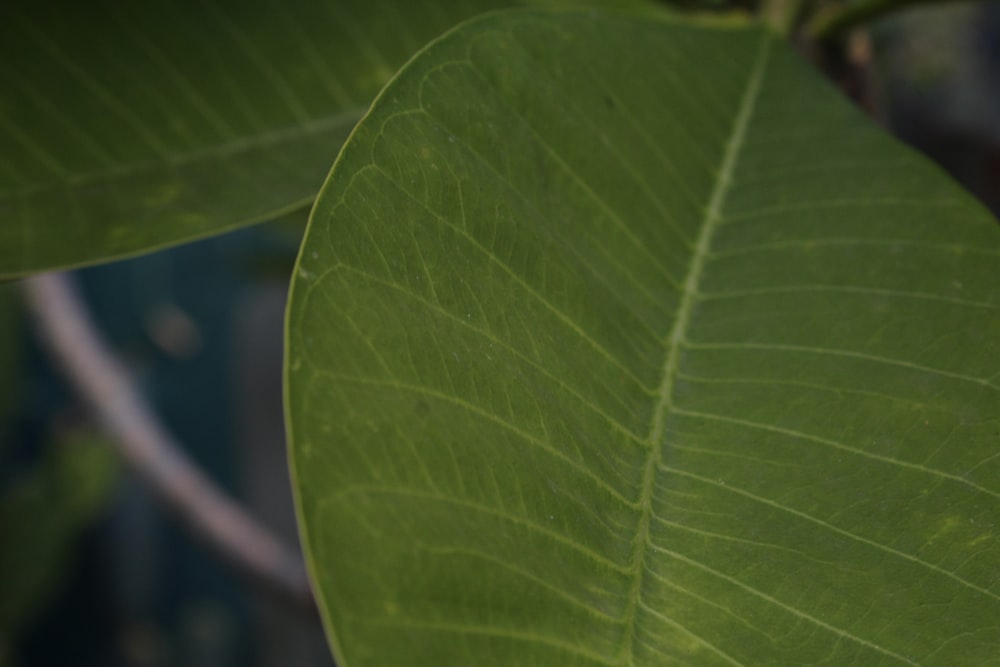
left=0, top=432, right=119, bottom=665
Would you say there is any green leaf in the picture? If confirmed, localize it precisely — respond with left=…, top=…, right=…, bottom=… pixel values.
left=0, top=0, right=664, bottom=278
left=286, top=9, right=1000, bottom=666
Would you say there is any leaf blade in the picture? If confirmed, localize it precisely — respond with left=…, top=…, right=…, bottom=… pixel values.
left=2, top=0, right=659, bottom=276
left=287, top=9, right=1000, bottom=666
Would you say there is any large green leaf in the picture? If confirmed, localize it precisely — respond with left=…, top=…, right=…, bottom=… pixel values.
left=0, top=0, right=660, bottom=277
left=286, top=9, right=1000, bottom=666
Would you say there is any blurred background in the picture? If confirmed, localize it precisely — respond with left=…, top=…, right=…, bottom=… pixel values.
left=1, top=2, right=999, bottom=666
left=1, top=218, right=332, bottom=667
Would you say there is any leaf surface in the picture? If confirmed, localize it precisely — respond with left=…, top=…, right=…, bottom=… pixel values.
left=0, top=0, right=657, bottom=277
left=287, top=9, right=1000, bottom=666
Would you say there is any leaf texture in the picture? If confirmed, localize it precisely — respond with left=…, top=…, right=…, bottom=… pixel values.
left=287, top=9, right=1000, bottom=666
left=1, top=0, right=651, bottom=276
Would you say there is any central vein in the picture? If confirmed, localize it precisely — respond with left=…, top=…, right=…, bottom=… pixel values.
left=619, top=34, right=772, bottom=664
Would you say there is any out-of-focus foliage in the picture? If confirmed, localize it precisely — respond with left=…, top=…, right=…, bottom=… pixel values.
left=0, top=434, right=118, bottom=664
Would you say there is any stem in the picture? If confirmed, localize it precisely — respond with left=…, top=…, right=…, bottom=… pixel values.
left=808, top=0, right=973, bottom=41
left=21, top=272, right=314, bottom=611
left=762, top=0, right=804, bottom=36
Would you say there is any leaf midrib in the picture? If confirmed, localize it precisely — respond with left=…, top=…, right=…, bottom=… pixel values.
left=0, top=108, right=366, bottom=200
left=619, top=33, right=771, bottom=665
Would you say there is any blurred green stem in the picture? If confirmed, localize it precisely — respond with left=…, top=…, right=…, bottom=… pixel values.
left=808, top=0, right=973, bottom=41
left=762, top=0, right=803, bottom=35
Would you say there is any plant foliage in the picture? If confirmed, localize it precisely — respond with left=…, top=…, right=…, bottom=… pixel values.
left=1, top=0, right=625, bottom=277
left=287, top=9, right=1000, bottom=665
